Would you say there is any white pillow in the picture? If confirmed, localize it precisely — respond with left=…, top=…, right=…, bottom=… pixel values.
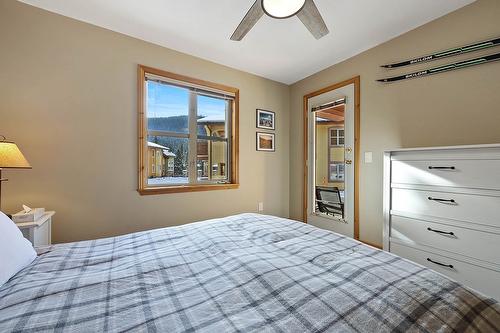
left=0, top=211, right=37, bottom=287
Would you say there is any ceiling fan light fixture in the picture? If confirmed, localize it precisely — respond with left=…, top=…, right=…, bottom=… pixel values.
left=261, top=0, right=306, bottom=19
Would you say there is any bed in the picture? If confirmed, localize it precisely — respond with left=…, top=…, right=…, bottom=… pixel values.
left=0, top=213, right=499, bottom=332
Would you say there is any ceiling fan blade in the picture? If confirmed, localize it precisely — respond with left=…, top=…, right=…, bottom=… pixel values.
left=230, top=1, right=264, bottom=41
left=296, top=0, right=329, bottom=39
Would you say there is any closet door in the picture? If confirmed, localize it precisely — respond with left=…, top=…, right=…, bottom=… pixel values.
left=306, top=82, right=356, bottom=238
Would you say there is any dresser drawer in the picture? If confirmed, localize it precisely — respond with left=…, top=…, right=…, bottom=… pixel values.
left=391, top=159, right=500, bottom=190
left=391, top=188, right=500, bottom=228
left=391, top=242, right=500, bottom=300
left=390, top=215, right=500, bottom=265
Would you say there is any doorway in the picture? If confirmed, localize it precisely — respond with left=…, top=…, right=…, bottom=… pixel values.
left=303, top=77, right=360, bottom=239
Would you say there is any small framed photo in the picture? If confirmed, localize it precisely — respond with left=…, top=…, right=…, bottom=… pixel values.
left=256, top=109, right=275, bottom=130
left=256, top=132, right=275, bottom=152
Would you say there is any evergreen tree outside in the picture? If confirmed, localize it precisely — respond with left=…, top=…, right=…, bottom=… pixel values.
left=174, top=145, right=187, bottom=176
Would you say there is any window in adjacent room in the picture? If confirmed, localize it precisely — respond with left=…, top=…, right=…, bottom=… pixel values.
left=329, top=128, right=344, bottom=146
left=328, top=127, right=345, bottom=182
left=138, top=65, right=239, bottom=194
left=328, top=162, right=345, bottom=182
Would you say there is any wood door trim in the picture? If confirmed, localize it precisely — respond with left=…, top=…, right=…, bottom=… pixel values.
left=302, top=76, right=361, bottom=240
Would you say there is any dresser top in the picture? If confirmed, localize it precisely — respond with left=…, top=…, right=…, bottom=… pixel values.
left=385, top=143, right=500, bottom=153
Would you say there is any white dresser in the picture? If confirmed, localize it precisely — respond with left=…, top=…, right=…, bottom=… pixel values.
left=383, top=144, right=500, bottom=300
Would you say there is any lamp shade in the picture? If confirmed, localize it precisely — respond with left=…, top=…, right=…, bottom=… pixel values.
left=0, top=141, right=31, bottom=169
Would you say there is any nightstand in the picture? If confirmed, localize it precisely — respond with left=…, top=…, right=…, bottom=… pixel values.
left=15, top=211, right=55, bottom=248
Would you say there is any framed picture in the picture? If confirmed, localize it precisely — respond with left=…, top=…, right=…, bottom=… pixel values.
left=256, top=109, right=275, bottom=130
left=256, top=132, right=275, bottom=152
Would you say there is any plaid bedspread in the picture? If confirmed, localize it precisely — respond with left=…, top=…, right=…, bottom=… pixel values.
left=0, top=213, right=499, bottom=332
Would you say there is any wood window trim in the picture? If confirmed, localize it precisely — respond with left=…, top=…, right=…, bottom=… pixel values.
left=137, top=65, right=239, bottom=195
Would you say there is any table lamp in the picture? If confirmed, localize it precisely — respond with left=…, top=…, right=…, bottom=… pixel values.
left=0, top=136, right=31, bottom=211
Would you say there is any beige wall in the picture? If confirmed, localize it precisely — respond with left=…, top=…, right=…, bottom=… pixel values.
left=290, top=0, right=500, bottom=246
left=0, top=0, right=290, bottom=243
left=2, top=0, right=500, bottom=246
left=315, top=125, right=329, bottom=185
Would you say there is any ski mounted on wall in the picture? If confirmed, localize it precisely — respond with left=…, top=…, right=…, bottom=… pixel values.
left=377, top=52, right=500, bottom=83
left=381, top=37, right=500, bottom=69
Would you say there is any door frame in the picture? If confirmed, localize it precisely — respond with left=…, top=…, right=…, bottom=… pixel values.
left=302, top=76, right=360, bottom=239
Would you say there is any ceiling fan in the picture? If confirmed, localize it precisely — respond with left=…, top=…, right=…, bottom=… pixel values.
left=230, top=0, right=329, bottom=41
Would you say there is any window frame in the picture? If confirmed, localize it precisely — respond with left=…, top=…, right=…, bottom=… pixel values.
left=137, top=65, right=239, bottom=195
left=327, top=126, right=345, bottom=183
left=328, top=127, right=344, bottom=147
left=328, top=162, right=345, bottom=182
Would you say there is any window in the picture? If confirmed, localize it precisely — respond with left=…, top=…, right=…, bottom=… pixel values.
left=328, top=127, right=345, bottom=182
left=138, top=65, right=239, bottom=194
left=329, top=128, right=344, bottom=146
left=329, top=162, right=345, bottom=181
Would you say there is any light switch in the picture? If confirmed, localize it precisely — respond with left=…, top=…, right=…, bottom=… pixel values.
left=364, top=152, right=373, bottom=163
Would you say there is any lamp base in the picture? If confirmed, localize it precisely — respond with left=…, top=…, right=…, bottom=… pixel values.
left=0, top=168, right=9, bottom=213
left=0, top=168, right=2, bottom=212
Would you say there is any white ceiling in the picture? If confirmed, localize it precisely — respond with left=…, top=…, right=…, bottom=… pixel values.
left=19, top=0, right=475, bottom=84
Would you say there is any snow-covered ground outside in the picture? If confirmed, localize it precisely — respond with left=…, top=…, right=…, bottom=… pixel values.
left=148, top=177, right=188, bottom=185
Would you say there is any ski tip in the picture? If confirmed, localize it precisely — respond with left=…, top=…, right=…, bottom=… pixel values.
left=376, top=79, right=389, bottom=83
left=380, top=65, right=392, bottom=68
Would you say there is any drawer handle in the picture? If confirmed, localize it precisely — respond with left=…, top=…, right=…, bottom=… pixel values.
left=428, top=166, right=455, bottom=170
left=427, top=258, right=454, bottom=269
left=427, top=227, right=454, bottom=236
left=428, top=197, right=455, bottom=203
